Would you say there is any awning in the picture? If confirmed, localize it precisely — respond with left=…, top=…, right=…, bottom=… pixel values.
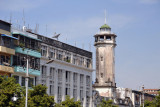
left=1, top=34, right=18, bottom=39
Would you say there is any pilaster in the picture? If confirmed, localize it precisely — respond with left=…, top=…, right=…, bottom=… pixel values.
left=62, top=69, right=66, bottom=101
left=77, top=73, right=80, bottom=100
left=70, top=72, right=73, bottom=98
left=54, top=68, right=58, bottom=103
left=83, top=75, right=86, bottom=107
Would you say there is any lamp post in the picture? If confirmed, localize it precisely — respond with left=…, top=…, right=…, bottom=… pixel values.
left=25, top=52, right=54, bottom=107
left=25, top=52, right=29, bottom=107
left=142, top=85, right=144, bottom=107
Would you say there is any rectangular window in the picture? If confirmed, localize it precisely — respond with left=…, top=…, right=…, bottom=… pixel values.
left=29, top=78, right=34, bottom=87
left=80, top=90, right=83, bottom=100
left=58, top=69, right=62, bottom=81
left=73, top=89, right=77, bottom=100
left=21, top=77, right=25, bottom=86
left=13, top=75, right=19, bottom=84
left=73, top=73, right=77, bottom=83
left=50, top=85, right=54, bottom=95
left=49, top=48, right=55, bottom=59
left=86, top=76, right=90, bottom=87
left=66, top=71, right=70, bottom=82
left=50, top=67, right=54, bottom=79
left=41, top=45, right=47, bottom=57
left=42, top=66, right=46, bottom=78
left=80, top=74, right=84, bottom=85
left=56, top=50, right=63, bottom=60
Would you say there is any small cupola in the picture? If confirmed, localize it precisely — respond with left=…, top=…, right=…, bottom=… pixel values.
left=100, top=24, right=111, bottom=33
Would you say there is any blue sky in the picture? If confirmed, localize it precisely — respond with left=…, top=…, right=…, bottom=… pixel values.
left=0, top=0, right=160, bottom=90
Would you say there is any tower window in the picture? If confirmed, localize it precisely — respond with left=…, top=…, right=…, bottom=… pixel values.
left=101, top=56, right=103, bottom=61
left=101, top=73, right=103, bottom=78
left=106, top=36, right=111, bottom=40
left=99, top=36, right=104, bottom=41
left=95, top=37, right=98, bottom=42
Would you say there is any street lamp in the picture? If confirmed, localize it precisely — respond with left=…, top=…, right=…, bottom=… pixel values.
left=25, top=51, right=54, bottom=107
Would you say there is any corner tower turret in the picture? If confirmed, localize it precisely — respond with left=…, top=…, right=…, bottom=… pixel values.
left=93, top=23, right=117, bottom=98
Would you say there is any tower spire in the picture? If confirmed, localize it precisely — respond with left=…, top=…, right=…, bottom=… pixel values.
left=105, top=9, right=106, bottom=24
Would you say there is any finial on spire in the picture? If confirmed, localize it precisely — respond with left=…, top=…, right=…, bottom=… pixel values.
left=105, top=9, right=107, bottom=24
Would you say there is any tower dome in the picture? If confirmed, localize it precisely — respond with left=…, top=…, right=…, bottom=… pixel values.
left=99, top=24, right=111, bottom=34
left=100, top=24, right=111, bottom=29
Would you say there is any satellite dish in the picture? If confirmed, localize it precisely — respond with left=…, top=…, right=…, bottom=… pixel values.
left=52, top=32, right=60, bottom=40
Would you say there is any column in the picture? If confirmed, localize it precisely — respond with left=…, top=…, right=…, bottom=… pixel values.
left=83, top=75, right=86, bottom=107
left=132, top=93, right=135, bottom=107
left=89, top=75, right=93, bottom=107
left=70, top=72, right=73, bottom=98
left=62, top=70, right=66, bottom=101
left=77, top=73, right=80, bottom=100
left=71, top=53, right=73, bottom=64
left=54, top=68, right=58, bottom=103
left=46, top=66, right=50, bottom=95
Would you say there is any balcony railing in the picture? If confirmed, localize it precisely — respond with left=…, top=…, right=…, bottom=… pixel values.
left=15, top=47, right=41, bottom=58
left=0, top=46, right=15, bottom=55
left=14, top=66, right=41, bottom=76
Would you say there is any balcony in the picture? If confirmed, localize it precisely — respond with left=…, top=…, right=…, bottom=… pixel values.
left=0, top=46, right=15, bottom=55
left=14, top=66, right=40, bottom=76
left=0, top=65, right=14, bottom=73
left=15, top=47, right=41, bottom=58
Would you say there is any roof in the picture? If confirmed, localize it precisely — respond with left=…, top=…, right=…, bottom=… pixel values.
left=12, top=32, right=42, bottom=41
left=100, top=24, right=111, bottom=29
left=0, top=20, right=11, bottom=25
left=144, top=89, right=160, bottom=91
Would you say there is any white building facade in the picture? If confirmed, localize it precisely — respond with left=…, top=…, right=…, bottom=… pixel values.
left=34, top=34, right=93, bottom=107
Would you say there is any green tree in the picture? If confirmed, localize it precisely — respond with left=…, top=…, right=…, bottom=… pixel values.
left=98, top=99, right=118, bottom=107
left=20, top=84, right=55, bottom=107
left=141, top=92, right=160, bottom=107
left=55, top=95, right=81, bottom=107
left=0, top=76, right=25, bottom=107
left=0, top=76, right=55, bottom=107
left=154, top=91, right=160, bottom=107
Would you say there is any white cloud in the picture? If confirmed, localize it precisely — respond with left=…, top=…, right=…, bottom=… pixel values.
left=0, top=0, right=48, bottom=11
left=140, top=0, right=159, bottom=4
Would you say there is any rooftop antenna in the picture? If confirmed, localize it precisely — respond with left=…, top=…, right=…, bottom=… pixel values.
left=82, top=43, right=84, bottom=49
left=10, top=12, right=12, bottom=23
left=22, top=9, right=25, bottom=26
left=89, top=43, right=91, bottom=51
left=75, top=41, right=76, bottom=47
left=37, top=24, right=39, bottom=33
left=65, top=37, right=67, bottom=43
left=46, top=24, right=48, bottom=36
left=105, top=9, right=107, bottom=24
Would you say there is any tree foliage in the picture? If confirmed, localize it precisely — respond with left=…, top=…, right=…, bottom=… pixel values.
left=0, top=76, right=54, bottom=107
left=98, top=99, right=118, bottom=107
left=55, top=95, right=81, bottom=107
left=0, top=76, right=25, bottom=107
left=19, top=84, right=55, bottom=107
left=142, top=91, right=160, bottom=107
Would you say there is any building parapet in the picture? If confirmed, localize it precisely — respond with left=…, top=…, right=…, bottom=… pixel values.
left=27, top=31, right=92, bottom=58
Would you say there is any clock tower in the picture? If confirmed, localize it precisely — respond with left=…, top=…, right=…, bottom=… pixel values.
left=93, top=23, right=117, bottom=98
